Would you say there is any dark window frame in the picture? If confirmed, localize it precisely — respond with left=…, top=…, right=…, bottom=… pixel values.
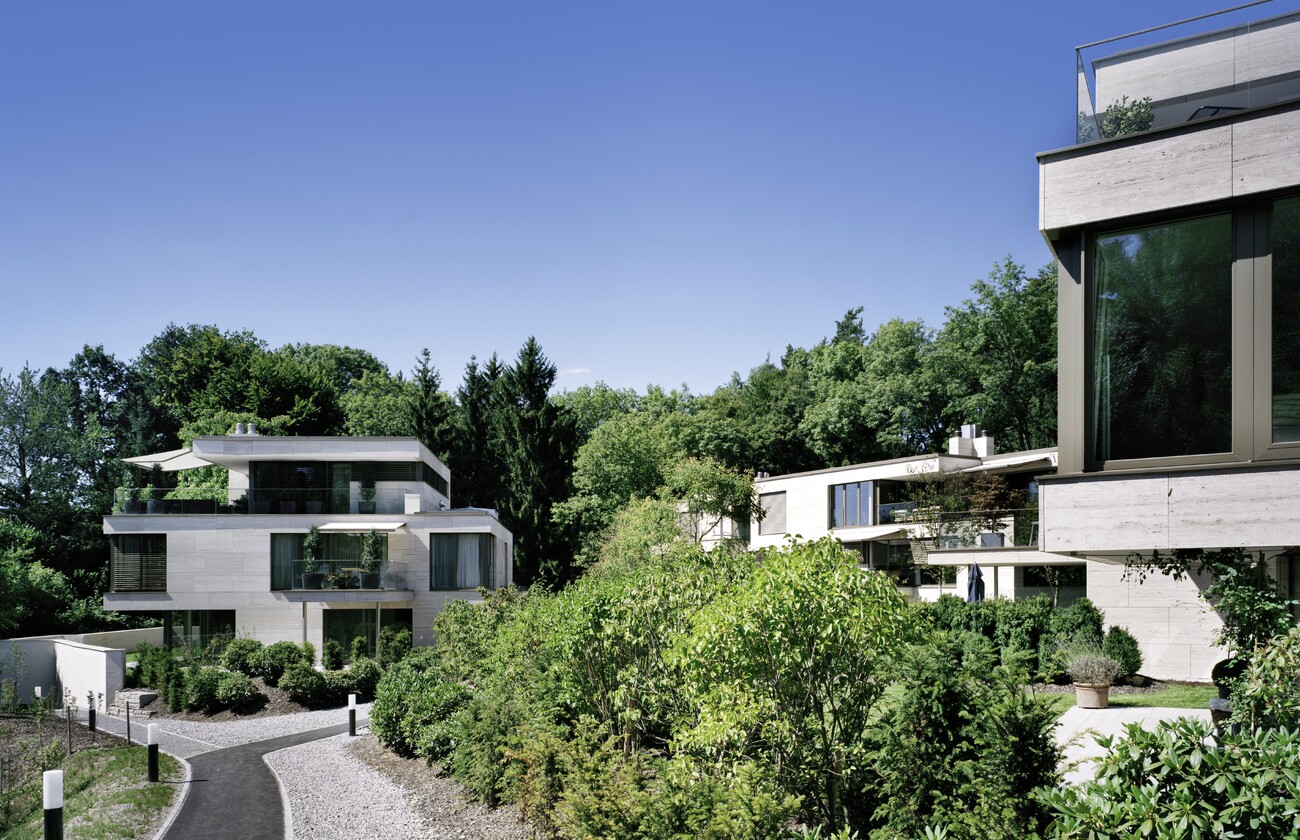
left=110, top=534, right=167, bottom=593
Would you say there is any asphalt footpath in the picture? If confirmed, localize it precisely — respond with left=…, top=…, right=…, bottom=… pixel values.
left=81, top=709, right=367, bottom=840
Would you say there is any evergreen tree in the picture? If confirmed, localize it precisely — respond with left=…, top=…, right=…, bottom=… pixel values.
left=406, top=348, right=455, bottom=459
left=450, top=354, right=506, bottom=510
left=493, top=338, right=578, bottom=587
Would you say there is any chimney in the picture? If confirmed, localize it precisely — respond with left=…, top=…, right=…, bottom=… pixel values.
left=234, top=422, right=246, bottom=435
left=247, top=422, right=258, bottom=436
left=948, top=423, right=994, bottom=457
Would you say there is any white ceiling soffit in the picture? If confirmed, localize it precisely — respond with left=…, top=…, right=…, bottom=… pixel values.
left=121, top=448, right=212, bottom=472
left=962, top=453, right=1057, bottom=474
left=316, top=522, right=407, bottom=533
left=838, top=524, right=909, bottom=541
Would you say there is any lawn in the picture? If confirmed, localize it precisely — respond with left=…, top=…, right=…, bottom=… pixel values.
left=0, top=713, right=182, bottom=839
left=1036, top=683, right=1217, bottom=719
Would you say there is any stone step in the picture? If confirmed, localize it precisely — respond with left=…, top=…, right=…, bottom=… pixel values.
left=106, top=690, right=157, bottom=717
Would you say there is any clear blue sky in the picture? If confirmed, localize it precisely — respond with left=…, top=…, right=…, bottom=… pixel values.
left=0, top=1, right=1269, bottom=394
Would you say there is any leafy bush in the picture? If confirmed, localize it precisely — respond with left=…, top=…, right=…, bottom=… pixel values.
left=322, top=639, right=344, bottom=671
left=1232, top=625, right=1300, bottom=732
left=377, top=625, right=412, bottom=668
left=1102, top=626, right=1142, bottom=678
left=1099, top=95, right=1154, bottom=139
left=135, top=642, right=176, bottom=690
left=279, top=663, right=328, bottom=708
left=215, top=670, right=259, bottom=712
left=350, top=635, right=369, bottom=663
left=184, top=666, right=223, bottom=713
left=371, top=660, right=469, bottom=761
left=347, top=657, right=383, bottom=701
left=255, top=640, right=311, bottom=686
left=301, top=640, right=315, bottom=667
left=321, top=669, right=353, bottom=705
left=221, top=637, right=264, bottom=675
left=1041, top=718, right=1300, bottom=838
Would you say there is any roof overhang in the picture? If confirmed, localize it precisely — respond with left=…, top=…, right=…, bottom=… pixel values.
left=315, top=522, right=406, bottom=533
left=962, top=453, right=1058, bottom=474
left=835, top=525, right=909, bottom=542
left=122, top=448, right=212, bottom=472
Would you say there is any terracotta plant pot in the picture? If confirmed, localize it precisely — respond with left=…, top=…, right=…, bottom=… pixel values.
left=1074, top=682, right=1110, bottom=709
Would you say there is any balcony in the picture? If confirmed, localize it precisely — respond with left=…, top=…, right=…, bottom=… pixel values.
left=273, top=560, right=412, bottom=604
left=112, top=486, right=426, bottom=515
left=1074, top=5, right=1300, bottom=145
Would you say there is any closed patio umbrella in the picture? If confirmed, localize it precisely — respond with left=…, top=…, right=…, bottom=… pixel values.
left=967, top=562, right=985, bottom=603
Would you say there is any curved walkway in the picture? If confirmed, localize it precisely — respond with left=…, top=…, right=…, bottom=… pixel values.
left=86, top=708, right=369, bottom=840
left=162, top=721, right=361, bottom=840
left=1055, top=705, right=1212, bottom=785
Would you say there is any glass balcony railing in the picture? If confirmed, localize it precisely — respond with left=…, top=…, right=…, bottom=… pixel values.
left=274, top=559, right=404, bottom=591
left=1075, top=3, right=1300, bottom=145
left=113, top=486, right=426, bottom=515
left=896, top=507, right=1039, bottom=550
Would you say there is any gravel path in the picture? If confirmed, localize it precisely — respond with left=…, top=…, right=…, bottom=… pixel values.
left=265, top=731, right=433, bottom=839
left=152, top=702, right=373, bottom=748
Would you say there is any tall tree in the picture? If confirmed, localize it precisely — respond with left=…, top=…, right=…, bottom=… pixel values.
left=493, top=338, right=578, bottom=587
left=406, top=348, right=455, bottom=459
left=450, top=354, right=506, bottom=510
left=936, top=259, right=1058, bottom=451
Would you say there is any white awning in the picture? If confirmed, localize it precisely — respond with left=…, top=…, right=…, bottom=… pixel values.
left=835, top=525, right=909, bottom=542
left=316, top=522, right=407, bottom=533
left=962, top=452, right=1057, bottom=474
left=122, top=448, right=212, bottom=472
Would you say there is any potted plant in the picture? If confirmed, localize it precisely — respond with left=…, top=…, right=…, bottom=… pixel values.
left=328, top=570, right=357, bottom=590
left=301, top=525, right=324, bottom=590
left=1065, top=644, right=1122, bottom=708
left=358, top=529, right=383, bottom=589
left=358, top=479, right=377, bottom=514
left=124, top=486, right=146, bottom=514
left=1212, top=656, right=1247, bottom=700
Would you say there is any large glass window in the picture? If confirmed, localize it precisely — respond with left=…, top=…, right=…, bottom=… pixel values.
left=829, top=481, right=873, bottom=528
left=1092, top=214, right=1234, bottom=461
left=324, top=608, right=411, bottom=661
left=1274, top=197, right=1300, bottom=443
left=430, top=534, right=495, bottom=589
left=109, top=534, right=167, bottom=592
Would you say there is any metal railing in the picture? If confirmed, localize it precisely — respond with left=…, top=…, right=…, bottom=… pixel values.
left=276, top=559, right=404, bottom=591
left=114, top=486, right=425, bottom=515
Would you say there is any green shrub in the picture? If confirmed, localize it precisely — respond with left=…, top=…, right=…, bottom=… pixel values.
left=135, top=642, right=176, bottom=690
left=279, top=663, right=328, bottom=708
left=202, top=633, right=233, bottom=665
left=322, top=639, right=344, bottom=671
left=185, top=666, right=223, bottom=713
left=221, top=638, right=264, bottom=675
left=321, top=669, right=352, bottom=705
left=867, top=633, right=1060, bottom=838
left=215, top=670, right=259, bottom=712
left=1041, top=718, right=1300, bottom=838
left=371, top=660, right=469, bottom=761
left=347, top=657, right=383, bottom=701
left=377, top=625, right=412, bottom=668
left=1232, top=625, right=1300, bottom=733
left=255, top=640, right=310, bottom=686
left=1040, top=597, right=1104, bottom=680
left=1099, top=95, right=1154, bottom=139
left=1102, top=626, right=1143, bottom=678
left=166, top=662, right=186, bottom=712
left=301, top=640, right=315, bottom=667
left=350, top=635, right=369, bottom=663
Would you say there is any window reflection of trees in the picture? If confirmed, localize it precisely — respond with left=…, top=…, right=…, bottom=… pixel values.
left=1093, top=215, right=1233, bottom=461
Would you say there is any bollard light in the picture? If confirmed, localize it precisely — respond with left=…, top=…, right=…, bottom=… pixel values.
left=43, top=769, right=63, bottom=840
left=146, top=724, right=160, bottom=782
left=34, top=686, right=41, bottom=700
left=348, top=694, right=357, bottom=709
left=347, top=693, right=357, bottom=737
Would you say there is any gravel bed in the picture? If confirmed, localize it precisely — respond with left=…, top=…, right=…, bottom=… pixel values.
left=265, top=731, right=433, bottom=839
left=152, top=702, right=373, bottom=748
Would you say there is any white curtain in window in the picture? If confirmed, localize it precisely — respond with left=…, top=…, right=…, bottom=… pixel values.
left=457, top=535, right=479, bottom=588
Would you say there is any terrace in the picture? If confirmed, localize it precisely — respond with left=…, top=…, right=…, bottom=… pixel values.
left=1074, top=2, right=1300, bottom=145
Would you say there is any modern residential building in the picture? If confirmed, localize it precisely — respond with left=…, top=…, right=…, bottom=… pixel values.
left=102, top=431, right=513, bottom=656
left=744, top=426, right=1084, bottom=607
left=1036, top=5, right=1300, bottom=679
